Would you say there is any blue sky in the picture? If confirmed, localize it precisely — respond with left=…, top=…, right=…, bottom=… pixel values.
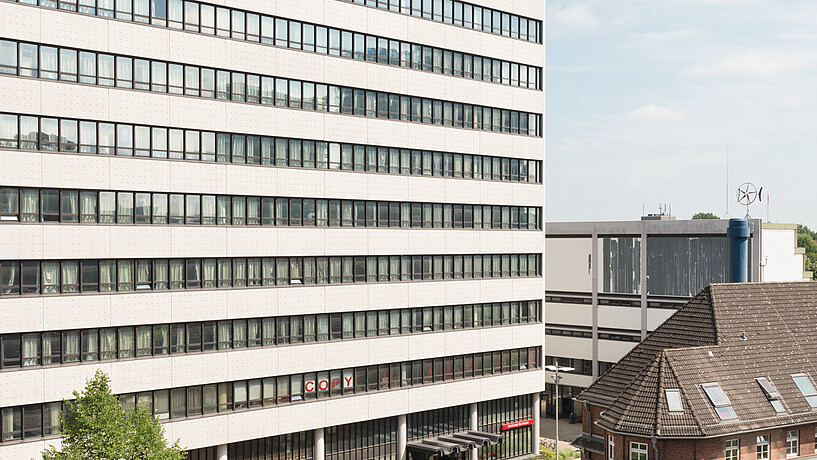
left=546, top=1, right=817, bottom=228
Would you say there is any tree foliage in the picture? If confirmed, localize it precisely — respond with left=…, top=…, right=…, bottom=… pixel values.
left=797, top=224, right=817, bottom=278
left=692, top=212, right=719, bottom=220
left=41, top=370, right=185, bottom=460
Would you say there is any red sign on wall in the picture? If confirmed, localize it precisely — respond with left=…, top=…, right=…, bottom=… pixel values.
left=501, top=419, right=535, bottom=430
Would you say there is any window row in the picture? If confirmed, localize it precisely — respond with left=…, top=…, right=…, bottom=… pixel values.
left=8, top=0, right=542, bottom=89
left=544, top=326, right=642, bottom=343
left=0, top=254, right=542, bottom=296
left=478, top=394, right=531, bottom=429
left=224, top=432, right=314, bottom=460
left=340, top=0, right=541, bottom=43
left=0, top=346, right=541, bottom=443
left=0, top=300, right=541, bottom=369
left=0, top=187, right=541, bottom=230
left=0, top=40, right=542, bottom=137
left=407, top=404, right=468, bottom=440
left=545, top=293, right=684, bottom=311
left=326, top=417, right=397, bottom=458
left=0, top=113, right=542, bottom=183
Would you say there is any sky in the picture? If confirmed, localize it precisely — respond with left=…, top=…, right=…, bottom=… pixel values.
left=545, top=1, right=817, bottom=228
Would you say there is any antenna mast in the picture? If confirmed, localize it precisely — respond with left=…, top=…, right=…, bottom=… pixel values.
left=725, top=147, right=729, bottom=218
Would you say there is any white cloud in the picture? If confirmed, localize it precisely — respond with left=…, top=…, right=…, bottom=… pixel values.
left=549, top=5, right=601, bottom=35
left=684, top=48, right=817, bottom=77
left=626, top=104, right=689, bottom=122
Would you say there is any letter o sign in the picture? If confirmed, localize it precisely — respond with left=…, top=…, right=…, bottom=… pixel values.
left=318, top=379, right=329, bottom=391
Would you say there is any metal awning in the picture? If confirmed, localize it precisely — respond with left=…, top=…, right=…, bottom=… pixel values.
left=571, top=435, right=605, bottom=454
left=467, top=430, right=505, bottom=444
left=407, top=430, right=504, bottom=457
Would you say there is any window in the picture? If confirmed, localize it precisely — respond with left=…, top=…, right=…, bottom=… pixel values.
left=787, top=430, right=799, bottom=457
left=725, top=439, right=738, bottom=460
left=629, top=442, right=647, bottom=460
left=701, top=382, right=737, bottom=420
left=665, top=389, right=683, bottom=413
left=755, top=377, right=785, bottom=413
left=791, top=373, right=817, bottom=408
left=757, top=435, right=769, bottom=460
left=608, top=436, right=615, bottom=460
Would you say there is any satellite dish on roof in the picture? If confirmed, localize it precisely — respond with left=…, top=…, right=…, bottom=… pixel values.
left=736, top=182, right=762, bottom=218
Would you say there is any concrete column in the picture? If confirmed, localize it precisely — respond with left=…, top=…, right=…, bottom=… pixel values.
left=398, top=414, right=407, bottom=460
left=216, top=444, right=227, bottom=460
left=314, top=427, right=325, bottom=460
left=532, top=392, right=541, bottom=456
left=591, top=229, right=599, bottom=379
left=469, top=402, right=479, bottom=460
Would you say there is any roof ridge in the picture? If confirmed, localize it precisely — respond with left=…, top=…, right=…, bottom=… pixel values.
left=655, top=352, right=665, bottom=436
left=599, top=354, right=662, bottom=435
left=664, top=352, right=705, bottom=436
left=577, top=286, right=718, bottom=407
left=706, top=284, right=720, bottom=346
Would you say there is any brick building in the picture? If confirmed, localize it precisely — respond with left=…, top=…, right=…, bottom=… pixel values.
left=573, top=281, right=817, bottom=460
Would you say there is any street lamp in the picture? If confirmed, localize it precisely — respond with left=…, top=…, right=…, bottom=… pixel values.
left=545, top=362, right=574, bottom=456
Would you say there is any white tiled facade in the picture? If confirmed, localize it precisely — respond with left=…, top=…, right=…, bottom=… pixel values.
left=0, top=0, right=544, bottom=458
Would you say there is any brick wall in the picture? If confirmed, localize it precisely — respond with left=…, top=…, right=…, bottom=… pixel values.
left=580, top=402, right=817, bottom=459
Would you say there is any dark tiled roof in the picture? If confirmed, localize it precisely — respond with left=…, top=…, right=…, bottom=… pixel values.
left=577, top=281, right=817, bottom=438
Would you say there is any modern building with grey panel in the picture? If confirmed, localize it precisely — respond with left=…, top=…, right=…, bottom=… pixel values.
left=544, top=218, right=810, bottom=423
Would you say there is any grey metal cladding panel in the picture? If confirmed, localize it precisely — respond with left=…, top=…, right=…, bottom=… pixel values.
left=601, top=236, right=640, bottom=295
left=646, top=237, right=728, bottom=297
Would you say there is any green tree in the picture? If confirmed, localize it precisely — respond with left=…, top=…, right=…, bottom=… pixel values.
left=797, top=224, right=817, bottom=277
left=692, top=212, right=719, bottom=220
left=41, top=370, right=185, bottom=460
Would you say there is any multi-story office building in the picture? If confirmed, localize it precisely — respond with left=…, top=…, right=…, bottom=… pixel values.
left=544, top=218, right=810, bottom=424
left=0, top=0, right=544, bottom=459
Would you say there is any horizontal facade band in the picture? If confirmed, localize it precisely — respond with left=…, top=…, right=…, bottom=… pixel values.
left=0, top=299, right=541, bottom=371
left=0, top=39, right=542, bottom=137
left=0, top=79, right=544, bottom=162
left=1, top=278, right=543, bottom=336
left=336, top=0, right=541, bottom=43
left=3, top=0, right=541, bottom=89
left=0, top=346, right=541, bottom=445
left=0, top=112, right=542, bottom=184
left=0, top=185, right=541, bottom=229
left=0, top=253, right=541, bottom=297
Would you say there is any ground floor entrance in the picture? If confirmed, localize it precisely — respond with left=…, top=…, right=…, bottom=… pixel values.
left=186, top=394, right=539, bottom=460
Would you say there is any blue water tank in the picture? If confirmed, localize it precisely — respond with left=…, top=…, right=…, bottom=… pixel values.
left=727, top=218, right=749, bottom=283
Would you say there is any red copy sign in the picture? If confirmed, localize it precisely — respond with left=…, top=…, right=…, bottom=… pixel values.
left=501, top=419, right=535, bottom=430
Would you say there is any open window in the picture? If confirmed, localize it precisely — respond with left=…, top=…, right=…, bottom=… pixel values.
left=701, top=382, right=737, bottom=420
left=755, top=377, right=786, bottom=413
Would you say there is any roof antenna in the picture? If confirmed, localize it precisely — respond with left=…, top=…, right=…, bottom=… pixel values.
left=725, top=146, right=729, bottom=218
left=766, top=192, right=770, bottom=223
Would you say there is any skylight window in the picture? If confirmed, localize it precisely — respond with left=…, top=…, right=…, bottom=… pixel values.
left=701, top=382, right=737, bottom=420
left=755, top=377, right=785, bottom=413
left=665, top=389, right=683, bottom=413
left=791, top=374, right=817, bottom=408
